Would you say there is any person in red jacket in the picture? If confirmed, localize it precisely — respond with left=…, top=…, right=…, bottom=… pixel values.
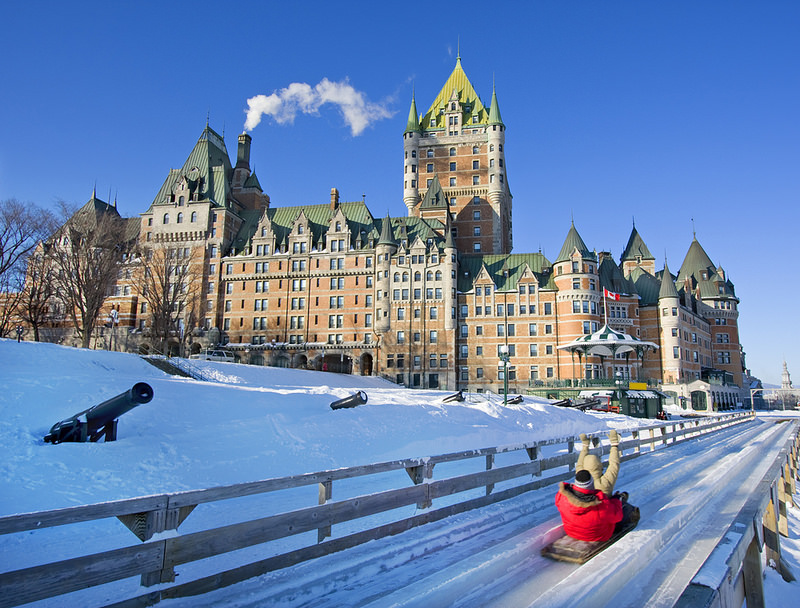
left=555, top=469, right=623, bottom=542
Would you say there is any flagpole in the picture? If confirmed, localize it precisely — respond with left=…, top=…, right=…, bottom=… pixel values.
left=603, top=288, right=608, bottom=325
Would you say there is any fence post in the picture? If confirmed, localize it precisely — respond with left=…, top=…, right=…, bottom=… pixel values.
left=318, top=481, right=333, bottom=542
left=405, top=462, right=434, bottom=509
left=742, top=536, right=766, bottom=608
left=567, top=440, right=575, bottom=472
left=763, top=486, right=784, bottom=578
left=631, top=430, right=640, bottom=455
left=485, top=454, right=495, bottom=495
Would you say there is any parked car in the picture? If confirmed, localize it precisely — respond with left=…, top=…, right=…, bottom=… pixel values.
left=190, top=349, right=235, bottom=362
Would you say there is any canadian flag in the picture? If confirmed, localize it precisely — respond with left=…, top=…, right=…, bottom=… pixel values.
left=604, top=288, right=620, bottom=301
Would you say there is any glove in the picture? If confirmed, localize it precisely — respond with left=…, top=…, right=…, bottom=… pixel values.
left=579, top=433, right=590, bottom=447
left=608, top=429, right=620, bottom=447
left=614, top=491, right=629, bottom=503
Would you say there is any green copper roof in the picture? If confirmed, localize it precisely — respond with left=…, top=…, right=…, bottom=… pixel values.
left=555, top=222, right=595, bottom=262
left=598, top=256, right=634, bottom=296
left=149, top=126, right=233, bottom=210
left=457, top=252, right=552, bottom=293
left=420, top=58, right=488, bottom=132
left=405, top=95, right=421, bottom=133
left=628, top=266, right=661, bottom=306
left=620, top=226, right=654, bottom=261
left=377, top=213, right=396, bottom=247
left=419, top=175, right=447, bottom=209
left=658, top=261, right=680, bottom=300
left=488, top=86, right=504, bottom=126
left=243, top=171, right=262, bottom=190
left=676, top=238, right=715, bottom=285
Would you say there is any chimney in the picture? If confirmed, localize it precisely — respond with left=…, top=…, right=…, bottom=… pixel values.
left=236, top=132, right=252, bottom=170
left=330, top=187, right=339, bottom=210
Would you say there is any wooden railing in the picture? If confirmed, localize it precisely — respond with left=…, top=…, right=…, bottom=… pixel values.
left=676, top=420, right=800, bottom=608
left=0, top=412, right=755, bottom=608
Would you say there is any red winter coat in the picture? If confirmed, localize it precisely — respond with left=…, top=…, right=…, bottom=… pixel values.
left=555, top=482, right=623, bottom=542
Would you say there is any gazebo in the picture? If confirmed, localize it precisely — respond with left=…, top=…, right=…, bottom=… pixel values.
left=558, top=324, right=659, bottom=383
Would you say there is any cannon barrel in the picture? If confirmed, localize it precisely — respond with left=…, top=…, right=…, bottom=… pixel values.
left=330, top=391, right=368, bottom=410
left=44, top=382, right=154, bottom=444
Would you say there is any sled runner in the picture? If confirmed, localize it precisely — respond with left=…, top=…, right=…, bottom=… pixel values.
left=541, top=506, right=639, bottom=564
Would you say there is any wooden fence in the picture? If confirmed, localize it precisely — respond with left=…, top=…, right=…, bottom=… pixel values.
left=0, top=412, right=755, bottom=608
left=675, top=419, right=800, bottom=608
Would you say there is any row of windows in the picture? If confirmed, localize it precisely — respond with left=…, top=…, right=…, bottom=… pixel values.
left=393, top=288, right=444, bottom=300
left=161, top=212, right=199, bottom=225
left=459, top=323, right=554, bottom=338
left=386, top=353, right=448, bottom=367
left=395, top=330, right=439, bottom=344
left=393, top=271, right=443, bottom=282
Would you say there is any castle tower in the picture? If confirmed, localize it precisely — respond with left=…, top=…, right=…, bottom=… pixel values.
left=403, top=95, right=421, bottom=212
left=782, top=360, right=793, bottom=391
left=407, top=56, right=513, bottom=255
left=375, top=215, right=397, bottom=334
left=658, top=261, right=682, bottom=383
left=620, top=222, right=655, bottom=276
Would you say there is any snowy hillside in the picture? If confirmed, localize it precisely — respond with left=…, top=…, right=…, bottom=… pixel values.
left=0, top=338, right=643, bottom=517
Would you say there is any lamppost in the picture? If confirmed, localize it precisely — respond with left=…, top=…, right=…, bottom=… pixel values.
left=499, top=344, right=510, bottom=405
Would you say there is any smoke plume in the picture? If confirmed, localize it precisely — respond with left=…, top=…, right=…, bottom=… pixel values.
left=244, top=78, right=394, bottom=136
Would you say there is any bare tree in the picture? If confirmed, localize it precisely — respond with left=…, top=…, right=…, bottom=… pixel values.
left=16, top=245, right=58, bottom=341
left=49, top=201, right=133, bottom=349
left=0, top=200, right=57, bottom=337
left=0, top=199, right=56, bottom=283
left=138, top=244, right=202, bottom=355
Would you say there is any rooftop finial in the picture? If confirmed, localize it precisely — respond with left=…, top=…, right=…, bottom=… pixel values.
left=691, top=218, right=696, bottom=238
left=457, top=36, right=460, bottom=61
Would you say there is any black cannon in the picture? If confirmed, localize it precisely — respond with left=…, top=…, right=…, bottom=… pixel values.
left=442, top=390, right=465, bottom=403
left=506, top=395, right=524, bottom=405
left=330, top=391, right=368, bottom=410
left=44, top=382, right=154, bottom=444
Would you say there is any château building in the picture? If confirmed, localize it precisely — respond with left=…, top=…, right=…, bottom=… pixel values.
left=38, top=57, right=747, bottom=406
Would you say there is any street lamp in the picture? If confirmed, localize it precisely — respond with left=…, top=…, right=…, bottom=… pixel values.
left=499, top=344, right=510, bottom=405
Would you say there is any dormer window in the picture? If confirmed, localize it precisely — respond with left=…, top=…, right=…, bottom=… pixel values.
left=336, top=221, right=341, bottom=231
left=298, top=225, right=304, bottom=234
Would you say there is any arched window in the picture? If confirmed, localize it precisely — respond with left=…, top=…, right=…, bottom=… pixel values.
left=427, top=271, right=433, bottom=281
left=414, top=271, right=421, bottom=282
left=426, top=149, right=433, bottom=158
left=402, top=272, right=409, bottom=282
left=190, top=212, right=197, bottom=222
left=489, top=144, right=494, bottom=152
left=177, top=212, right=183, bottom=224
left=394, top=272, right=400, bottom=282
left=449, top=147, right=456, bottom=156
left=178, top=196, right=185, bottom=206
left=163, top=213, right=169, bottom=225
left=435, top=271, right=442, bottom=281
left=472, top=146, right=479, bottom=154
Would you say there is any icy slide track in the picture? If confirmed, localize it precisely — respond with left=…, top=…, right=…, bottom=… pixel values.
left=162, top=417, right=794, bottom=608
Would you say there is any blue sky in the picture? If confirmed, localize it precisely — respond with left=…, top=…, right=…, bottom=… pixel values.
left=2, top=1, right=798, bottom=385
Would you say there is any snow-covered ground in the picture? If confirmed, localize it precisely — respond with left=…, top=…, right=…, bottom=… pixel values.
left=1, top=338, right=799, bottom=607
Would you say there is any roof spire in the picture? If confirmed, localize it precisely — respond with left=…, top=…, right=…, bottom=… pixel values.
left=488, top=78, right=504, bottom=126
left=405, top=91, right=421, bottom=133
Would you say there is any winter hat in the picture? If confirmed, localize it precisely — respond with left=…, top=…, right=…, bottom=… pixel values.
left=573, top=469, right=594, bottom=490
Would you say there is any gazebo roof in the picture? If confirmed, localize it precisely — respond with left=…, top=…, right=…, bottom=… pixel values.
left=558, top=324, right=659, bottom=357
